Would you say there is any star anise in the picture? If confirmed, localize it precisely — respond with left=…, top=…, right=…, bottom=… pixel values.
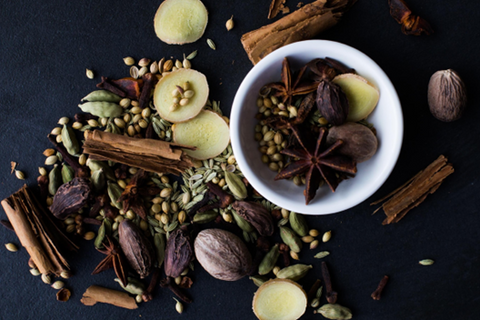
left=275, top=126, right=357, bottom=204
left=265, top=57, right=318, bottom=106
left=92, top=236, right=128, bottom=286
left=117, top=169, right=160, bottom=220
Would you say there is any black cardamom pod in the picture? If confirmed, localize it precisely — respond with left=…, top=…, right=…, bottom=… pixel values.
left=50, top=177, right=91, bottom=220
left=164, top=227, right=193, bottom=278
left=316, top=80, right=349, bottom=126
left=232, top=201, right=274, bottom=236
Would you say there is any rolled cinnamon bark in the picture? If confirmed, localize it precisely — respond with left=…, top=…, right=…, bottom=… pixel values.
left=81, top=285, right=138, bottom=309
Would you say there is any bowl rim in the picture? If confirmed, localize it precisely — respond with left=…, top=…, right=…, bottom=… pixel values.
left=230, top=40, right=403, bottom=215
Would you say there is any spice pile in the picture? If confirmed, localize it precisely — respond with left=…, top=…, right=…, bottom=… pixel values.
left=254, top=57, right=380, bottom=204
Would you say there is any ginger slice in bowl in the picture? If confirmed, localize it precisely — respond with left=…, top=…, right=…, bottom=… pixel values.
left=332, top=73, right=380, bottom=122
left=252, top=279, right=307, bottom=320
left=154, top=0, right=208, bottom=45
left=154, top=69, right=209, bottom=123
left=172, top=110, right=229, bottom=160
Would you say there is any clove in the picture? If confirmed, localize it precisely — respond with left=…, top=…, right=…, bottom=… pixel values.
left=138, top=73, right=158, bottom=110
left=142, top=268, right=160, bottom=302
left=321, top=261, right=338, bottom=304
left=371, top=275, right=389, bottom=300
left=160, top=277, right=192, bottom=303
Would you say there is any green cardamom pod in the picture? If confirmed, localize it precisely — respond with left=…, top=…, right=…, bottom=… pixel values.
left=276, top=264, right=312, bottom=281
left=232, top=211, right=255, bottom=233
left=81, top=90, right=122, bottom=103
left=258, top=244, right=280, bottom=275
left=78, top=101, right=123, bottom=118
left=289, top=212, right=309, bottom=237
left=61, top=125, right=80, bottom=156
left=154, top=233, right=166, bottom=268
left=48, top=164, right=63, bottom=196
left=87, top=159, right=116, bottom=181
left=61, top=164, right=74, bottom=184
left=193, top=210, right=219, bottom=224
left=114, top=277, right=146, bottom=295
left=316, top=304, right=352, bottom=320
left=279, top=226, right=302, bottom=253
left=94, top=220, right=107, bottom=249
left=224, top=171, right=247, bottom=199
left=249, top=275, right=269, bottom=287
left=107, top=181, right=123, bottom=209
left=91, top=169, right=106, bottom=194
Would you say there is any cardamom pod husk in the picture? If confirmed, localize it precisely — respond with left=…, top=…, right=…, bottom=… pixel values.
left=154, top=233, right=166, bottom=268
left=224, top=171, right=247, bottom=199
left=289, top=212, right=308, bottom=237
left=232, top=201, right=274, bottom=236
left=118, top=220, right=155, bottom=278
left=61, top=124, right=80, bottom=156
left=48, top=164, right=63, bottom=196
left=50, top=177, right=91, bottom=219
left=94, top=218, right=112, bottom=249
left=164, top=227, right=193, bottom=279
left=91, top=169, right=106, bottom=194
left=316, top=303, right=352, bottom=320
left=249, top=275, right=269, bottom=287
left=193, top=210, right=219, bottom=224
left=279, top=226, right=302, bottom=253
left=114, top=277, right=146, bottom=295
left=78, top=101, right=123, bottom=118
left=232, top=211, right=255, bottom=233
left=107, top=181, right=123, bottom=210
left=258, top=244, right=280, bottom=275
left=61, top=164, right=75, bottom=184
left=276, top=264, right=312, bottom=281
left=87, top=159, right=116, bottom=181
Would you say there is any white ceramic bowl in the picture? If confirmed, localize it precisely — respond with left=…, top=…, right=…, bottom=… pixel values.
left=230, top=40, right=403, bottom=215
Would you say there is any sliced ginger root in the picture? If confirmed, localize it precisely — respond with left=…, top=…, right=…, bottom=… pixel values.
left=252, top=279, right=307, bottom=320
left=154, top=69, right=209, bottom=123
left=333, top=73, right=380, bottom=122
left=172, top=110, right=230, bottom=160
left=154, top=0, right=208, bottom=44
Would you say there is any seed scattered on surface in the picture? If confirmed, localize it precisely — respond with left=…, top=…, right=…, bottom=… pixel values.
left=41, top=273, right=52, bottom=284
left=123, top=56, right=135, bottom=66
left=226, top=15, right=234, bottom=31
left=86, top=69, right=94, bottom=79
left=83, top=231, right=96, bottom=241
left=60, top=270, right=71, bottom=279
left=58, top=117, right=69, bottom=125
left=150, top=61, right=159, bottom=74
left=5, top=243, right=18, bottom=252
left=207, top=38, right=216, bottom=50
left=51, top=281, right=65, bottom=290
left=138, top=58, right=150, bottom=67
left=45, top=155, right=58, bottom=166
left=30, top=269, right=41, bottom=276
left=273, top=266, right=281, bottom=276
left=302, top=236, right=314, bottom=243
left=174, top=298, right=183, bottom=314
left=183, top=58, right=191, bottom=69
left=314, top=251, right=330, bottom=259
left=130, top=66, right=139, bottom=79
left=309, top=229, right=320, bottom=237
left=322, top=231, right=332, bottom=243
left=290, top=251, right=300, bottom=260
left=419, top=259, right=434, bottom=266
left=310, top=240, right=319, bottom=250
left=119, top=98, right=131, bottom=108
left=72, top=121, right=83, bottom=130
left=38, top=167, right=47, bottom=176
left=186, top=50, right=197, bottom=60
left=136, top=295, right=143, bottom=303
left=51, top=127, right=62, bottom=135
left=15, top=170, right=25, bottom=180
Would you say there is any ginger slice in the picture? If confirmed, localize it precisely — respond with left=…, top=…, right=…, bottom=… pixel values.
left=252, top=279, right=307, bottom=320
left=154, top=0, right=208, bottom=44
left=172, top=110, right=229, bottom=160
left=153, top=69, right=209, bottom=123
left=333, top=73, right=380, bottom=122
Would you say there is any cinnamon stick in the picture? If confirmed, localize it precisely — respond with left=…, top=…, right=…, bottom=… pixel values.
left=241, top=0, right=357, bottom=65
left=372, top=155, right=454, bottom=224
left=82, top=130, right=195, bottom=175
left=81, top=285, right=138, bottom=309
left=1, top=185, right=77, bottom=275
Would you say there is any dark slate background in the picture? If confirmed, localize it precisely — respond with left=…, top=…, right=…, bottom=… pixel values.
left=1, top=0, right=479, bottom=319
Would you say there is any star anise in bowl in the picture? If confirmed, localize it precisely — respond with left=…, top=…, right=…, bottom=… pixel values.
left=275, top=126, right=357, bottom=205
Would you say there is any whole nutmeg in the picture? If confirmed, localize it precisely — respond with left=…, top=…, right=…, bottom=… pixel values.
left=194, top=228, right=252, bottom=281
left=428, top=69, right=467, bottom=122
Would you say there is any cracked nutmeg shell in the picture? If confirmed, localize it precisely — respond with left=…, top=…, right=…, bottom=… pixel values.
left=50, top=177, right=91, bottom=220
left=232, top=201, right=274, bottom=236
left=428, top=69, right=467, bottom=122
left=164, top=227, right=194, bottom=279
left=194, top=228, right=252, bottom=281
left=118, top=219, right=154, bottom=278
left=316, top=80, right=349, bottom=126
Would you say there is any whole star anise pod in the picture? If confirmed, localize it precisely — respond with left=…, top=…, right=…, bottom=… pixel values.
left=117, top=169, right=160, bottom=220
left=275, top=126, right=357, bottom=204
left=265, top=57, right=318, bottom=106
left=92, top=236, right=128, bottom=286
